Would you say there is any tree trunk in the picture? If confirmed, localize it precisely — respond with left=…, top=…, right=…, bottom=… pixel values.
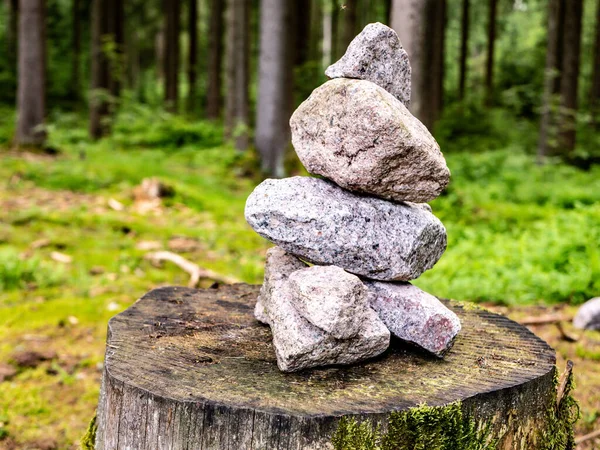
left=89, top=0, right=111, bottom=139
left=70, top=0, right=81, bottom=101
left=308, top=0, right=322, bottom=63
left=590, top=0, right=600, bottom=129
left=331, top=0, right=339, bottom=61
left=558, top=0, right=583, bottom=157
left=110, top=0, right=125, bottom=99
left=224, top=0, right=249, bottom=150
left=16, top=0, right=46, bottom=147
left=187, top=0, right=198, bottom=113
left=294, top=0, right=311, bottom=67
left=6, top=0, right=19, bottom=81
left=485, top=0, right=497, bottom=106
left=458, top=0, right=469, bottom=101
left=94, top=284, right=567, bottom=449
left=537, top=0, right=565, bottom=160
left=256, top=0, right=293, bottom=177
left=391, top=0, right=445, bottom=131
left=164, top=0, right=181, bottom=112
left=322, top=0, right=333, bottom=69
left=206, top=0, right=224, bottom=120
left=341, top=0, right=357, bottom=51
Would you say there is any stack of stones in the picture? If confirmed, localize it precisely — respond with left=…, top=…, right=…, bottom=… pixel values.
left=245, top=23, right=461, bottom=373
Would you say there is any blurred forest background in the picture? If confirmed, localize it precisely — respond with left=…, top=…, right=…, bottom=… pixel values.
left=1, top=0, right=600, bottom=448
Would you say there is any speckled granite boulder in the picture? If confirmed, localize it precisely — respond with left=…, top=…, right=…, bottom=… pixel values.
left=366, top=281, right=461, bottom=357
left=325, top=22, right=411, bottom=106
left=258, top=247, right=390, bottom=372
left=573, top=297, right=600, bottom=330
left=288, top=265, right=369, bottom=339
left=245, top=177, right=447, bottom=281
left=290, top=78, right=450, bottom=203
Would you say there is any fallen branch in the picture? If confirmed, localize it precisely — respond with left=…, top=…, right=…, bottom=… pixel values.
left=555, top=322, right=579, bottom=343
left=556, top=360, right=574, bottom=410
left=576, top=428, right=600, bottom=445
left=519, top=314, right=572, bottom=326
left=145, top=251, right=239, bottom=287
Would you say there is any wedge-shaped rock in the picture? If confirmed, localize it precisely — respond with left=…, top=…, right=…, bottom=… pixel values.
left=258, top=247, right=390, bottom=372
left=290, top=78, right=450, bottom=203
left=288, top=265, right=369, bottom=339
left=366, top=281, right=461, bottom=357
left=325, top=22, right=411, bottom=106
left=245, top=177, right=447, bottom=281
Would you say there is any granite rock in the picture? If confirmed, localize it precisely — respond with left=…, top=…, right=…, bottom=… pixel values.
left=573, top=297, right=600, bottom=330
left=288, top=265, right=370, bottom=339
left=325, top=22, right=411, bottom=106
left=290, top=78, right=450, bottom=203
left=258, top=247, right=390, bottom=372
left=245, top=177, right=447, bottom=281
left=366, top=281, right=461, bottom=357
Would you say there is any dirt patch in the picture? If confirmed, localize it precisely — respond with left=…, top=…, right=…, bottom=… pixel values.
left=10, top=350, right=57, bottom=369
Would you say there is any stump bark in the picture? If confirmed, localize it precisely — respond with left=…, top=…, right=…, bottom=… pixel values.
left=95, top=284, right=560, bottom=449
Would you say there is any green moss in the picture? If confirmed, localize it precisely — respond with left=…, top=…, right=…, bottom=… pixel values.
left=539, top=368, right=579, bottom=450
left=332, top=367, right=579, bottom=450
left=81, top=414, right=97, bottom=450
left=332, top=402, right=495, bottom=450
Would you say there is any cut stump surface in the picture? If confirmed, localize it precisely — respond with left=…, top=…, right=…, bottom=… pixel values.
left=95, top=284, right=557, bottom=449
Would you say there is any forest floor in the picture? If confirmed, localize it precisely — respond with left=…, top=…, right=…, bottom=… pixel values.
left=0, top=110, right=600, bottom=449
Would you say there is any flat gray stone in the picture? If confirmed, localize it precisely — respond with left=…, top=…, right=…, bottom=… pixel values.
left=245, top=177, right=447, bottom=281
left=258, top=247, right=390, bottom=372
left=366, top=281, right=461, bottom=357
left=288, top=265, right=370, bottom=339
left=290, top=78, right=450, bottom=203
left=325, top=22, right=411, bottom=106
left=573, top=297, right=600, bottom=330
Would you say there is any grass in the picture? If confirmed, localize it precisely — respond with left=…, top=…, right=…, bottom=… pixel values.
left=0, top=106, right=599, bottom=448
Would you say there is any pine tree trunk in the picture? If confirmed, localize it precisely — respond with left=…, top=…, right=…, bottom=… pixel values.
left=294, top=0, right=311, bottom=67
left=458, top=0, right=469, bottom=101
left=537, top=0, right=565, bottom=160
left=206, top=0, right=224, bottom=120
left=558, top=0, right=583, bottom=158
left=224, top=0, right=249, bottom=150
left=6, top=0, right=19, bottom=84
left=16, top=0, right=46, bottom=147
left=187, top=0, right=198, bottom=113
left=89, top=0, right=111, bottom=139
left=256, top=0, right=293, bottom=177
left=322, top=0, right=332, bottom=69
left=308, top=0, right=322, bottom=63
left=70, top=0, right=81, bottom=101
left=109, top=0, right=125, bottom=99
left=233, top=0, right=249, bottom=151
left=164, top=0, right=181, bottom=112
left=341, top=0, right=357, bottom=51
left=391, top=0, right=444, bottom=131
left=590, top=0, right=600, bottom=129
left=485, top=0, right=497, bottom=106
left=331, top=0, right=339, bottom=61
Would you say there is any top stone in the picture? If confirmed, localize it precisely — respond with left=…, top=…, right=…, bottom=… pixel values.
left=325, top=22, right=411, bottom=107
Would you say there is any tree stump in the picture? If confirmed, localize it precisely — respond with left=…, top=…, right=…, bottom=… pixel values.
left=95, top=284, right=565, bottom=450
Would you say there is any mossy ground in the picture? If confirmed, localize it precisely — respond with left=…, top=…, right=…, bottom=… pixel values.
left=0, top=111, right=599, bottom=448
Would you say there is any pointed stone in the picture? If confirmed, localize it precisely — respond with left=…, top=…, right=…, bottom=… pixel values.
left=366, top=281, right=461, bottom=357
left=245, top=177, right=447, bottom=281
left=326, top=22, right=411, bottom=106
left=573, top=297, right=600, bottom=330
left=290, top=79, right=450, bottom=203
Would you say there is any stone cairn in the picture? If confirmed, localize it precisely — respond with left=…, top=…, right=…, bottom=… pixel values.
left=245, top=23, right=461, bottom=372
